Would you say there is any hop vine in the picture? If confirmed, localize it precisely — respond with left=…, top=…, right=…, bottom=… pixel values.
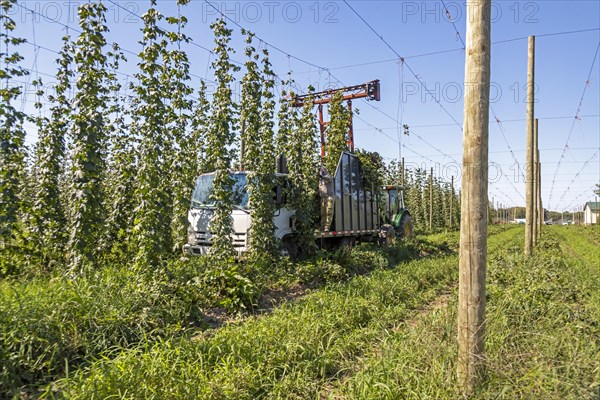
left=0, top=0, right=29, bottom=272
left=65, top=2, right=117, bottom=274
left=100, top=51, right=134, bottom=263
left=192, top=80, right=210, bottom=175
left=164, top=0, right=194, bottom=252
left=284, top=89, right=318, bottom=253
left=323, top=91, right=350, bottom=174
left=30, top=34, right=73, bottom=265
left=206, top=18, right=240, bottom=262
left=130, top=0, right=173, bottom=268
left=248, top=46, right=277, bottom=260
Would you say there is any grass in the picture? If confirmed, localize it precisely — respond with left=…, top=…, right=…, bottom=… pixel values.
left=5, top=224, right=579, bottom=399
left=0, top=231, right=458, bottom=397
left=49, top=260, right=460, bottom=398
left=329, top=226, right=599, bottom=399
left=48, top=228, right=519, bottom=399
left=0, top=262, right=210, bottom=396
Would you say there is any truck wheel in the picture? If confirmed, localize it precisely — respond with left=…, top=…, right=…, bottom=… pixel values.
left=398, top=214, right=413, bottom=238
left=378, top=224, right=396, bottom=246
left=281, top=237, right=300, bottom=259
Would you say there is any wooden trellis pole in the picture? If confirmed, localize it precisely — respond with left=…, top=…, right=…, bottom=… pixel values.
left=450, top=175, right=454, bottom=227
left=531, top=118, right=539, bottom=241
left=401, top=157, right=405, bottom=186
left=525, top=36, right=535, bottom=256
left=429, top=167, right=433, bottom=230
left=458, top=0, right=491, bottom=393
left=537, top=150, right=543, bottom=236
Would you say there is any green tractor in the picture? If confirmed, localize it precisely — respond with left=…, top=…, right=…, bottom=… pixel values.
left=382, top=185, right=413, bottom=239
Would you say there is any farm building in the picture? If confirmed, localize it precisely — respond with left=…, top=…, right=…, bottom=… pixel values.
left=583, top=202, right=599, bottom=225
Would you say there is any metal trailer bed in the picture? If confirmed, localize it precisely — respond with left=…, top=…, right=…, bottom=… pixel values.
left=315, top=151, right=380, bottom=240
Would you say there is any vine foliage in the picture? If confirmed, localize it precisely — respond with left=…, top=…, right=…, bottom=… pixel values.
left=323, top=92, right=350, bottom=174
left=0, top=0, right=28, bottom=273
left=205, top=18, right=240, bottom=262
left=66, top=2, right=118, bottom=274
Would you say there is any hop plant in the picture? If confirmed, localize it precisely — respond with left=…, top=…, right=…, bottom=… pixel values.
left=281, top=89, right=318, bottom=253
left=323, top=91, right=350, bottom=174
left=66, top=2, right=117, bottom=275
left=30, top=35, right=73, bottom=265
left=99, top=48, right=135, bottom=264
left=239, top=32, right=278, bottom=261
left=130, top=0, right=179, bottom=268
left=0, top=0, right=29, bottom=274
left=163, top=2, right=194, bottom=253
left=205, top=18, right=240, bottom=262
left=239, top=30, right=262, bottom=172
left=193, top=80, right=210, bottom=175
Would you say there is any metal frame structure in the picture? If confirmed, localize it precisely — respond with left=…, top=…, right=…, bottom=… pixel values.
left=293, top=80, right=381, bottom=158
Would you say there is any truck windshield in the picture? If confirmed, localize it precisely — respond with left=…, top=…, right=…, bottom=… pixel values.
left=191, top=173, right=249, bottom=209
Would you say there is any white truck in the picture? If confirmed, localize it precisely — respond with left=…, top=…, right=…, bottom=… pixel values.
left=184, top=171, right=294, bottom=257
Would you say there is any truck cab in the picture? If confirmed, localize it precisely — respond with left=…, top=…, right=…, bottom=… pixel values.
left=183, top=172, right=295, bottom=257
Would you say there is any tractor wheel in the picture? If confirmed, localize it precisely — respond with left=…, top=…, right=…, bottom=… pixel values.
left=398, top=214, right=413, bottom=239
left=378, top=224, right=396, bottom=246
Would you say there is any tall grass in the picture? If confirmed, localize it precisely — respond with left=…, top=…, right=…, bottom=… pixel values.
left=0, top=261, right=210, bottom=396
left=50, top=226, right=600, bottom=399
left=330, top=226, right=599, bottom=399
left=50, top=255, right=458, bottom=398
left=1, top=231, right=458, bottom=397
left=49, top=229, right=517, bottom=399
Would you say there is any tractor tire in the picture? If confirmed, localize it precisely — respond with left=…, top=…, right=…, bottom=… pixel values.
left=397, top=213, right=413, bottom=239
left=378, top=224, right=396, bottom=246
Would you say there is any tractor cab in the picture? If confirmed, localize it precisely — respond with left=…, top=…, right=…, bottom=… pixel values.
left=382, top=185, right=413, bottom=238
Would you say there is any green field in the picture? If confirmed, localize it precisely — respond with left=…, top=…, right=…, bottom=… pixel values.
left=2, top=225, right=598, bottom=399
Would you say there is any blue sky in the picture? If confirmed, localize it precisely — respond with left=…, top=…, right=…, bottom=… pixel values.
left=10, top=0, right=600, bottom=212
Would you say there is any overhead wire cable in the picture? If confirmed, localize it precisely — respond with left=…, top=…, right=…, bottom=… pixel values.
left=548, top=41, right=600, bottom=208
left=342, top=0, right=463, bottom=131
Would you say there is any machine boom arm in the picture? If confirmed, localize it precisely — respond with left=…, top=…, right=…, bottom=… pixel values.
left=292, top=80, right=381, bottom=157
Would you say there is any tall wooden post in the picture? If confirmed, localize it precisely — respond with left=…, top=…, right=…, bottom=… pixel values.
left=458, top=0, right=491, bottom=393
left=531, top=118, right=539, bottom=245
left=429, top=167, right=433, bottom=230
left=496, top=202, right=499, bottom=224
left=497, top=202, right=500, bottom=224
left=537, top=151, right=542, bottom=236
left=525, top=36, right=535, bottom=256
left=450, top=175, right=454, bottom=227
left=239, top=121, right=246, bottom=170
